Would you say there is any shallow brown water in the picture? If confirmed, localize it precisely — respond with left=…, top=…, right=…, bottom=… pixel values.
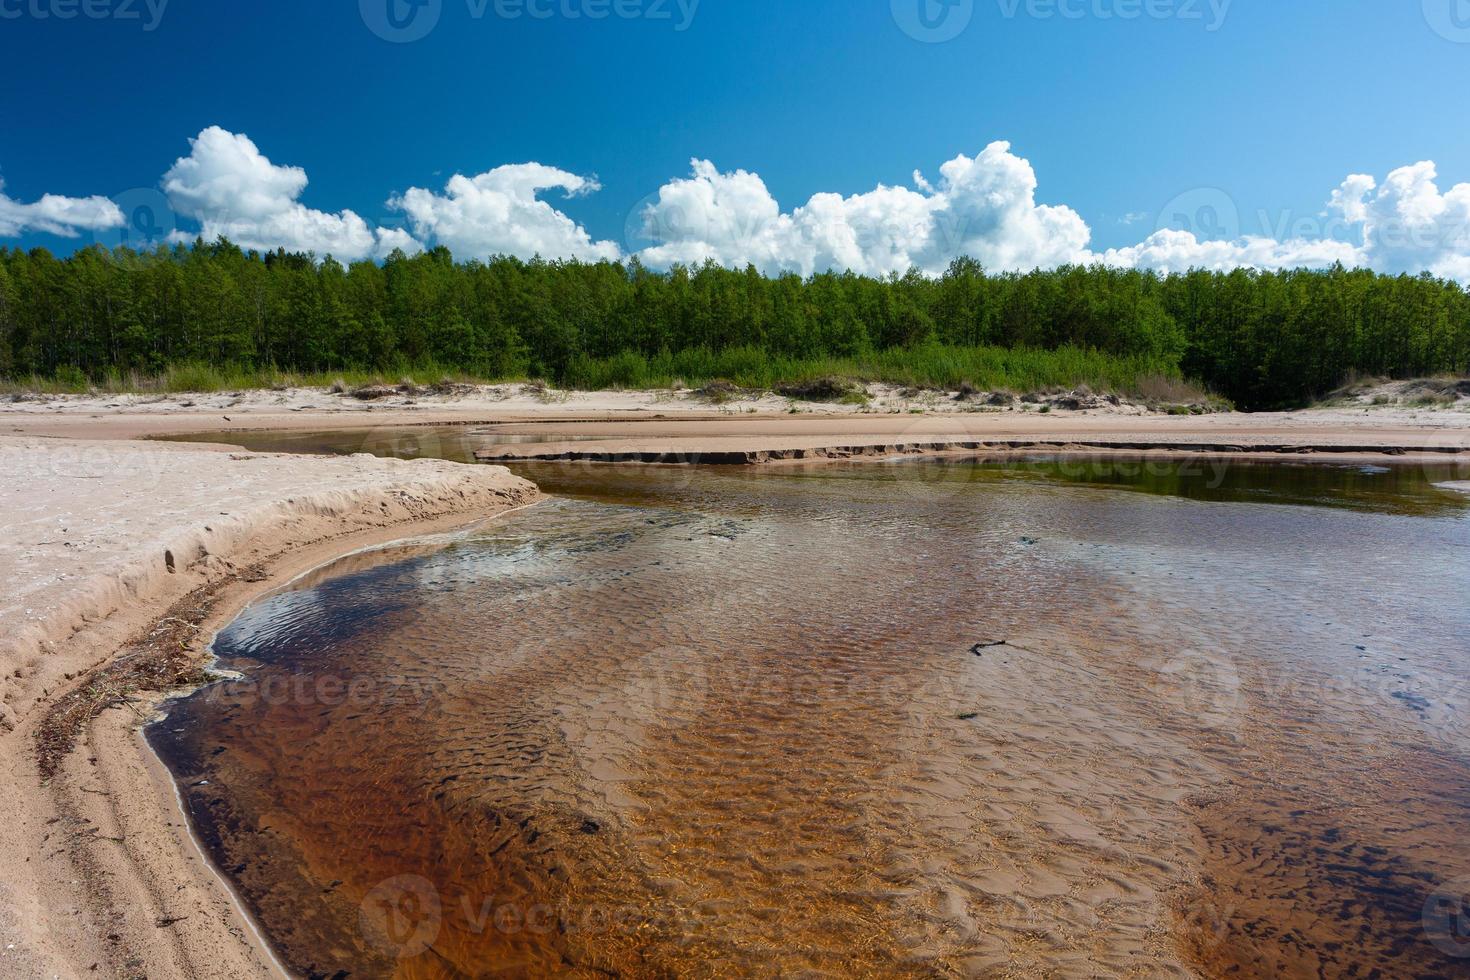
left=150, top=452, right=1470, bottom=978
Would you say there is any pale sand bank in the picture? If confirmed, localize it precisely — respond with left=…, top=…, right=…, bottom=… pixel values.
left=463, top=409, right=1470, bottom=465
left=0, top=380, right=1168, bottom=423
left=5, top=384, right=1470, bottom=460
left=0, top=436, right=537, bottom=979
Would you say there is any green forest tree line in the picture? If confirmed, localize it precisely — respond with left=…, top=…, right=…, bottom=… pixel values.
left=2, top=239, right=1467, bottom=409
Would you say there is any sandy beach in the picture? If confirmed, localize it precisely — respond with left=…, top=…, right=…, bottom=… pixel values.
left=0, top=433, right=537, bottom=979
left=2, top=386, right=1468, bottom=978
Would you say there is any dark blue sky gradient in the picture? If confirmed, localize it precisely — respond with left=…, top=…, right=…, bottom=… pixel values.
left=1, top=0, right=1466, bottom=255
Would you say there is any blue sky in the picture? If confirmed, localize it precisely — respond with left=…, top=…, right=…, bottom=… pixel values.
left=2, top=0, right=1469, bottom=276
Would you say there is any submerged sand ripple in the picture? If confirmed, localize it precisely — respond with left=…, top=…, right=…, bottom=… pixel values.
left=151, top=462, right=1470, bottom=977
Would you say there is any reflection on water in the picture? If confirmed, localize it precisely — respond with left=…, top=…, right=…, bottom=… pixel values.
left=170, top=423, right=1470, bottom=516
left=149, top=448, right=1470, bottom=978
left=943, top=456, right=1470, bottom=515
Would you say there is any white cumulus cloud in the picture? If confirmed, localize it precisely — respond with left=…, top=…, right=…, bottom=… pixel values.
left=633, top=142, right=1091, bottom=277
left=389, top=164, right=621, bottom=262
left=14, top=129, right=1470, bottom=284
left=1096, top=161, right=1470, bottom=279
left=0, top=176, right=124, bottom=238
left=1096, top=229, right=1362, bottom=275
left=162, top=126, right=420, bottom=261
left=632, top=146, right=1470, bottom=283
left=1328, top=161, right=1470, bottom=282
left=635, top=160, right=800, bottom=271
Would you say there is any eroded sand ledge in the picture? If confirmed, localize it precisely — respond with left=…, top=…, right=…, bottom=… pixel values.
left=0, top=436, right=537, bottom=979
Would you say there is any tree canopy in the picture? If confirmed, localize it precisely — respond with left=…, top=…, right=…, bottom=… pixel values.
left=3, top=240, right=1467, bottom=409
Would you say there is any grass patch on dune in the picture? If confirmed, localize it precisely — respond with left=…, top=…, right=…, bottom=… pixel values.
left=562, top=344, right=1211, bottom=401
left=0, top=361, right=505, bottom=397
left=3, top=344, right=1222, bottom=406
